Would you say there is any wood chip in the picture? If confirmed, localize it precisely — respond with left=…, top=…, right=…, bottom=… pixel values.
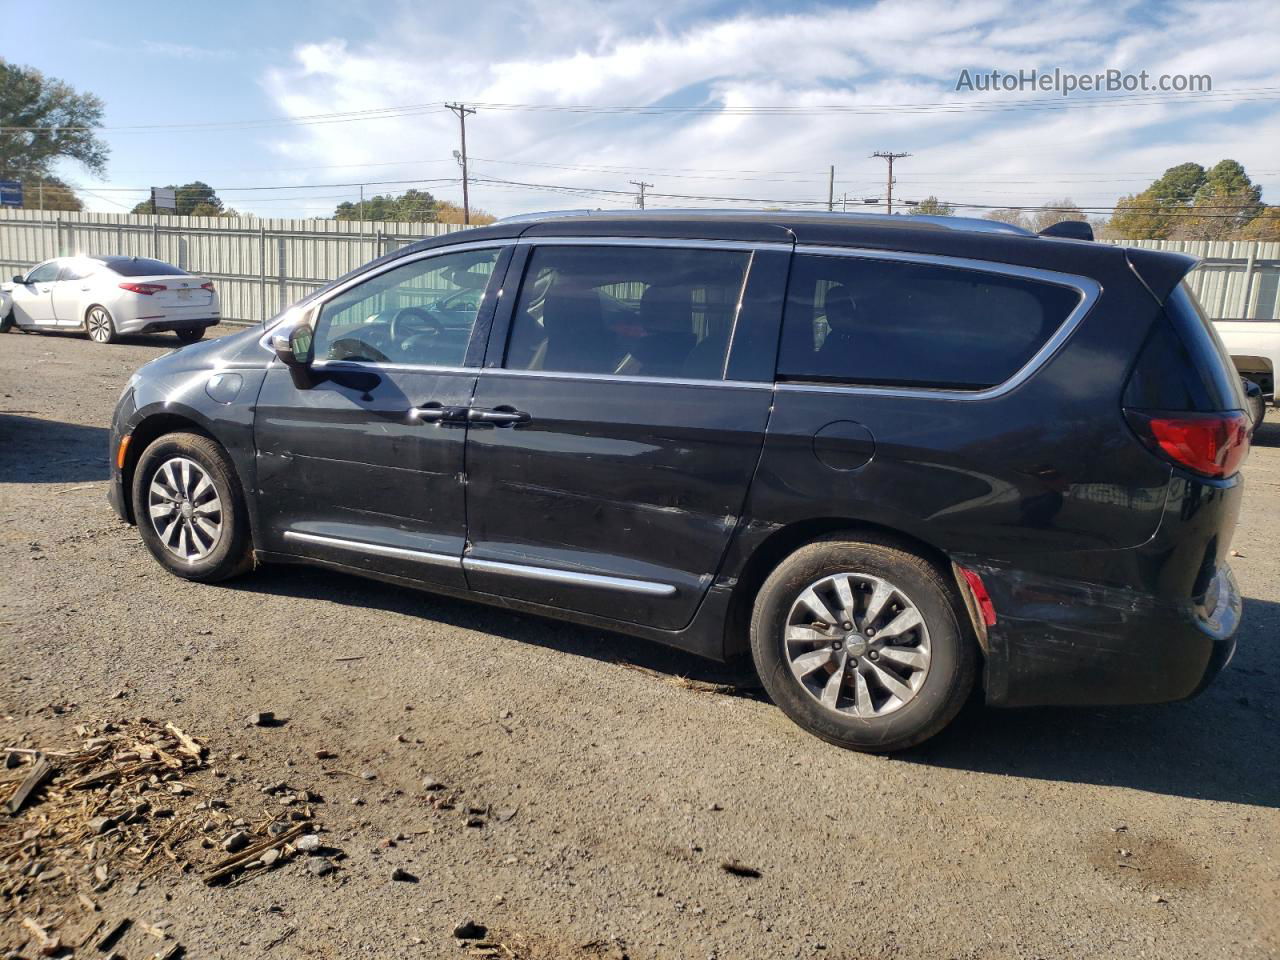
left=164, top=723, right=206, bottom=760
left=95, top=917, right=132, bottom=952
left=5, top=755, right=54, bottom=815
left=21, top=916, right=60, bottom=956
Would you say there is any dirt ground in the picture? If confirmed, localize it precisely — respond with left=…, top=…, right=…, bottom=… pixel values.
left=1, top=325, right=1277, bottom=960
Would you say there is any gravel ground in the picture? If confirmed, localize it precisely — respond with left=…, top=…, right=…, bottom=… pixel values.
left=2, top=325, right=1277, bottom=960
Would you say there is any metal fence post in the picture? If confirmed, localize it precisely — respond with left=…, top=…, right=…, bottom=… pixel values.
left=151, top=218, right=159, bottom=258
left=1242, top=241, right=1259, bottom=320
left=277, top=234, right=288, bottom=313
left=259, top=224, right=268, bottom=324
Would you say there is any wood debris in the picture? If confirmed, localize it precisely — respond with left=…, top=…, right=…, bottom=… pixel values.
left=1, top=716, right=323, bottom=952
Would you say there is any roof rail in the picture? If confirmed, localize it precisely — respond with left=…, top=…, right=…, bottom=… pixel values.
left=496, top=207, right=1036, bottom=236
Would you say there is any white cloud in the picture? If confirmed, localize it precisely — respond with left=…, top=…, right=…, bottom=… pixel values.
left=257, top=0, right=1280, bottom=219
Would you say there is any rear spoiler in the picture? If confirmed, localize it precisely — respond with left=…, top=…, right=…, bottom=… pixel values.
left=1124, top=248, right=1199, bottom=305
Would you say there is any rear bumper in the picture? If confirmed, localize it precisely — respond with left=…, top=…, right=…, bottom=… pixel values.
left=973, top=471, right=1244, bottom=708
left=979, top=562, right=1239, bottom=708
left=122, top=317, right=219, bottom=335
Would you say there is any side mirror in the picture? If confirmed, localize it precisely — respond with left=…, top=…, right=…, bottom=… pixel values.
left=271, top=325, right=316, bottom=388
left=13, top=275, right=25, bottom=284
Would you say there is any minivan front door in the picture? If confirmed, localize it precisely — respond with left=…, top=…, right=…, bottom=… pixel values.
left=463, top=241, right=787, bottom=631
left=254, top=244, right=510, bottom=589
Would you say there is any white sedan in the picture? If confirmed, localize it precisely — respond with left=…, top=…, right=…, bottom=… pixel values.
left=0, top=255, right=219, bottom=344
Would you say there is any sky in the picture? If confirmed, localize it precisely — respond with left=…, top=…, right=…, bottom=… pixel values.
left=5, top=0, right=1279, bottom=220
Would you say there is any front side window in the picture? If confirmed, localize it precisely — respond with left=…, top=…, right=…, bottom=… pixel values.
left=505, top=245, right=750, bottom=379
left=311, top=248, right=501, bottom=366
left=25, top=262, right=60, bottom=283
left=777, top=254, right=1081, bottom=390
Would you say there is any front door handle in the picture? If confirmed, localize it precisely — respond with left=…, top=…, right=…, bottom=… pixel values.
left=469, top=405, right=531, bottom=426
left=408, top=402, right=468, bottom=424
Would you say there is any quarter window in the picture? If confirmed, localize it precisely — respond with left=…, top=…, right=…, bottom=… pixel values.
left=777, top=254, right=1082, bottom=390
left=311, top=248, right=501, bottom=366
left=505, top=245, right=750, bottom=379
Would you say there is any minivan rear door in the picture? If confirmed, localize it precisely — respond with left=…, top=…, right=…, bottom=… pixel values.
left=462, top=240, right=789, bottom=631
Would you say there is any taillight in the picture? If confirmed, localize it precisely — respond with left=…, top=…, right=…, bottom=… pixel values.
left=200, top=281, right=214, bottom=291
left=119, top=282, right=165, bottom=295
left=1125, top=409, right=1250, bottom=478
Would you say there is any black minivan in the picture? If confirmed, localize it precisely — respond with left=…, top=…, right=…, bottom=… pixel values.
left=108, top=211, right=1248, bottom=751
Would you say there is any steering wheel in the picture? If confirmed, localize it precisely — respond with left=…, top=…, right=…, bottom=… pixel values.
left=390, top=307, right=443, bottom=346
left=327, top=337, right=391, bottom=364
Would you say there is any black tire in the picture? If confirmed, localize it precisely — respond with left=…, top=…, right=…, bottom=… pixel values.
left=131, top=432, right=253, bottom=583
left=175, top=327, right=205, bottom=344
left=750, top=536, right=976, bottom=753
left=0, top=310, right=13, bottom=333
left=85, top=305, right=117, bottom=344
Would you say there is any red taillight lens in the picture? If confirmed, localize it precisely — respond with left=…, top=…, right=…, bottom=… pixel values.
left=1125, top=409, right=1250, bottom=478
left=118, top=282, right=165, bottom=295
left=200, top=281, right=214, bottom=291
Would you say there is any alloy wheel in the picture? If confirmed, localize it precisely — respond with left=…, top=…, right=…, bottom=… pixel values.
left=87, top=308, right=112, bottom=342
left=784, top=572, right=932, bottom=717
left=147, top=457, right=224, bottom=562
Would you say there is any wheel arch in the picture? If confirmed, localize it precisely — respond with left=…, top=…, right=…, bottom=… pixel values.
left=720, top=516, right=969, bottom=662
left=119, top=411, right=221, bottom=525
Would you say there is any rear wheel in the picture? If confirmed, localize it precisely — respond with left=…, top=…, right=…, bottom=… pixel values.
left=750, top=536, right=976, bottom=752
left=174, top=327, right=205, bottom=344
left=86, top=305, right=116, bottom=344
left=131, top=432, right=253, bottom=582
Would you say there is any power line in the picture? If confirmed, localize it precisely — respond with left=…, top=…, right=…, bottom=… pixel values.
left=5, top=85, right=1279, bottom=134
left=445, top=103, right=477, bottom=225
left=629, top=180, right=653, bottom=210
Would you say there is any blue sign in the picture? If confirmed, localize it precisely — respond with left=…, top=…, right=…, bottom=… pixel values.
left=0, top=180, right=21, bottom=207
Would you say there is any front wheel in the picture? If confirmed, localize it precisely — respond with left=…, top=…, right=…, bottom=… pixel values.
left=0, top=310, right=13, bottom=333
left=86, top=306, right=117, bottom=344
left=750, top=537, right=976, bottom=753
left=131, top=432, right=253, bottom=582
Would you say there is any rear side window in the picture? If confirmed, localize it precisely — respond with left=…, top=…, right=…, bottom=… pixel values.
left=105, top=258, right=189, bottom=277
left=505, top=245, right=750, bottom=379
left=778, top=254, right=1081, bottom=390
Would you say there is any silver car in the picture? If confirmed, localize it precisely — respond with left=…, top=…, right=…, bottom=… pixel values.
left=0, top=255, right=219, bottom=344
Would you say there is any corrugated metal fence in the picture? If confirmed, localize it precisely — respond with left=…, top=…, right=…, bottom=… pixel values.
left=0, top=209, right=461, bottom=324
left=2, top=209, right=1277, bottom=324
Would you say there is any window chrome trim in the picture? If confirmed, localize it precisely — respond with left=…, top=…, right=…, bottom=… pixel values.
left=776, top=245, right=1102, bottom=402
left=257, top=239, right=516, bottom=353
left=463, top=557, right=677, bottom=596
left=516, top=235, right=793, bottom=253
left=310, top=360, right=475, bottom=376
left=478, top=367, right=772, bottom=390
left=283, top=530, right=460, bottom=568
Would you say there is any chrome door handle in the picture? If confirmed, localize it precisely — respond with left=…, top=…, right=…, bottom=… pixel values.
left=408, top=403, right=467, bottom=423
left=468, top=406, right=531, bottom=426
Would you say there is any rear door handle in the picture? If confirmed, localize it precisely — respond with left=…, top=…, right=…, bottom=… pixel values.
left=469, top=406, right=531, bottom=426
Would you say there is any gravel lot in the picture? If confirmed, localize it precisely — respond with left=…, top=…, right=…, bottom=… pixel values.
left=2, top=325, right=1277, bottom=960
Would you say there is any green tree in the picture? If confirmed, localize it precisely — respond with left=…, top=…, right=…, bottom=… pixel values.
left=1241, top=206, right=1280, bottom=242
left=0, top=59, right=108, bottom=182
left=12, top=175, right=83, bottom=211
left=1030, top=198, right=1087, bottom=233
left=333, top=189, right=441, bottom=222
left=130, top=181, right=226, bottom=216
left=909, top=196, right=954, bottom=216
left=1177, top=160, right=1264, bottom=240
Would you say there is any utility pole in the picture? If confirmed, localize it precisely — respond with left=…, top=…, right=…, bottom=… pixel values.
left=630, top=180, right=653, bottom=210
left=827, top=165, right=834, bottom=212
left=446, top=103, right=477, bottom=224
left=871, top=151, right=910, bottom=215
left=38, top=179, right=44, bottom=212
